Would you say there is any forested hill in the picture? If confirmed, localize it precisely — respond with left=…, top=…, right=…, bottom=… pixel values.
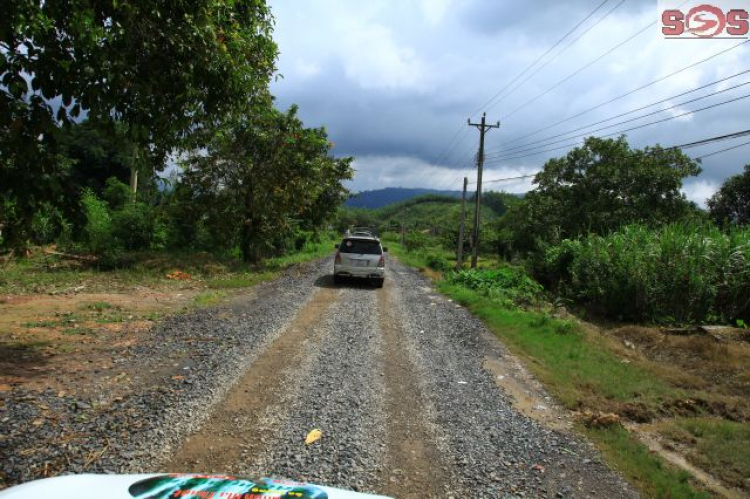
left=345, top=187, right=462, bottom=208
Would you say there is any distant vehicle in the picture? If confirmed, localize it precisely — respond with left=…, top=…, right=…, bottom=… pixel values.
left=334, top=235, right=387, bottom=287
left=351, top=230, right=374, bottom=237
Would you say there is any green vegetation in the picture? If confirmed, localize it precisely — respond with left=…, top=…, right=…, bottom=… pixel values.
left=708, top=164, right=750, bottom=227
left=1, top=1, right=278, bottom=250
left=194, top=291, right=228, bottom=307
left=1, top=1, right=350, bottom=269
left=661, top=418, right=750, bottom=490
left=436, top=280, right=677, bottom=414
left=498, top=136, right=703, bottom=257
left=542, top=222, right=750, bottom=323
left=589, top=426, right=709, bottom=499
left=447, top=267, right=543, bottom=308
left=1, top=234, right=338, bottom=296
left=393, top=243, right=715, bottom=498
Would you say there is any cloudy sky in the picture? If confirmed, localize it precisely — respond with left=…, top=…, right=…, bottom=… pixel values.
left=268, top=0, right=750, bottom=206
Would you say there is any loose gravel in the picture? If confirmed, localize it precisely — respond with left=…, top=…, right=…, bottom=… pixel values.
left=2, top=255, right=640, bottom=499
left=0, top=258, right=331, bottom=488
left=245, top=281, right=387, bottom=494
left=387, top=258, right=639, bottom=498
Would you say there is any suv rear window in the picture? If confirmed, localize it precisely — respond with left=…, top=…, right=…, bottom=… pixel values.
left=339, top=239, right=382, bottom=255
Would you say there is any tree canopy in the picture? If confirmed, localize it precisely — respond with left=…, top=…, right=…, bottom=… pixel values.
left=1, top=0, right=278, bottom=248
left=708, top=164, right=750, bottom=227
left=182, top=102, right=353, bottom=263
left=500, top=136, right=702, bottom=253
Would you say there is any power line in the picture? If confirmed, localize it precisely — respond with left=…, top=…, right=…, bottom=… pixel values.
left=502, top=39, right=750, bottom=146
left=432, top=126, right=470, bottom=167
left=430, top=0, right=626, bottom=179
left=695, top=139, right=750, bottom=160
left=484, top=93, right=750, bottom=164
left=474, top=129, right=750, bottom=187
left=485, top=77, right=750, bottom=157
left=468, top=173, right=537, bottom=185
left=472, top=0, right=614, bottom=117
left=484, top=0, right=626, bottom=114
left=501, top=21, right=656, bottom=120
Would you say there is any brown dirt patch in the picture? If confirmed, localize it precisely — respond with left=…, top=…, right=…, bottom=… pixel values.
left=483, top=357, right=573, bottom=432
left=0, top=290, right=197, bottom=395
left=376, top=279, right=447, bottom=499
left=630, top=422, right=747, bottom=499
left=602, top=326, right=750, bottom=422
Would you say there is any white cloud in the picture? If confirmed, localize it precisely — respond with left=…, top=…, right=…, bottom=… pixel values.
left=337, top=22, right=431, bottom=92
left=349, top=155, right=538, bottom=193
left=419, top=0, right=452, bottom=25
left=269, top=0, right=750, bottom=192
left=681, top=179, right=719, bottom=207
left=293, top=60, right=321, bottom=79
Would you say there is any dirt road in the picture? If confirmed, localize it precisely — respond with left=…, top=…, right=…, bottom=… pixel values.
left=1, top=256, right=638, bottom=497
left=163, top=258, right=637, bottom=498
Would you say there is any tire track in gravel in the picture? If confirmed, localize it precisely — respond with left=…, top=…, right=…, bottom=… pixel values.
left=166, top=284, right=341, bottom=474
left=387, top=258, right=639, bottom=498
left=244, top=277, right=387, bottom=494
left=375, top=277, right=449, bottom=498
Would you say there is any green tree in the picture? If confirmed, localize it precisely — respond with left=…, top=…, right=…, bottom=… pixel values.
left=503, top=136, right=701, bottom=254
left=708, top=164, right=750, bottom=227
left=1, top=1, right=277, bottom=248
left=183, top=103, right=353, bottom=263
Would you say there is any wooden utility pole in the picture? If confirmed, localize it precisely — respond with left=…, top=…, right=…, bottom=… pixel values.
left=468, top=113, right=500, bottom=269
left=400, top=207, right=408, bottom=246
left=456, top=177, right=468, bottom=270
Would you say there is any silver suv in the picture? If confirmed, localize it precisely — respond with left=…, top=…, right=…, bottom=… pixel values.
left=333, top=235, right=387, bottom=287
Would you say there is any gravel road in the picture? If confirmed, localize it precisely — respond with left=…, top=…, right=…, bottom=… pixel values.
left=1, top=256, right=638, bottom=498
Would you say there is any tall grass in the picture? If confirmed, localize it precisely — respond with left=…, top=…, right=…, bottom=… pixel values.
left=543, top=222, right=750, bottom=323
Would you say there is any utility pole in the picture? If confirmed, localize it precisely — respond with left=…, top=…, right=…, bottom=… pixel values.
left=400, top=207, right=408, bottom=246
left=456, top=177, right=468, bottom=270
left=468, top=113, right=500, bottom=269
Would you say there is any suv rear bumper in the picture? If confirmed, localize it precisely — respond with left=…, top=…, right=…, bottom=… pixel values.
left=334, top=265, right=385, bottom=279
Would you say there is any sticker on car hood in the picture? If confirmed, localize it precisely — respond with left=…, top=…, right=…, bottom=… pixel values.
left=129, top=475, right=328, bottom=499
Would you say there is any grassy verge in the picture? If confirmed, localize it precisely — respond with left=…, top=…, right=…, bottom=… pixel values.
left=0, top=235, right=337, bottom=295
left=395, top=246, right=713, bottom=499
left=660, top=418, right=750, bottom=491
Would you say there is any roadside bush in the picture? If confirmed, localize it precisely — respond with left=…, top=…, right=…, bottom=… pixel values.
left=102, top=177, right=132, bottom=210
left=447, top=266, right=544, bottom=309
left=31, top=203, right=71, bottom=246
left=80, top=189, right=116, bottom=255
left=423, top=252, right=452, bottom=272
left=111, top=202, right=160, bottom=250
left=543, top=222, right=750, bottom=323
left=404, top=231, right=434, bottom=251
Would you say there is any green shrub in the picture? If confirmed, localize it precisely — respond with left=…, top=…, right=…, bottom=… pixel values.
left=447, top=266, right=544, bottom=308
left=543, top=222, right=750, bottom=323
left=102, top=177, right=132, bottom=210
left=111, top=202, right=159, bottom=250
left=80, top=189, right=117, bottom=257
left=424, top=252, right=452, bottom=272
left=404, top=231, right=434, bottom=251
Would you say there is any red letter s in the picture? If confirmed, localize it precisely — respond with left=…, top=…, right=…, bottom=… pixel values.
left=662, top=9, right=685, bottom=36
left=727, top=9, right=749, bottom=36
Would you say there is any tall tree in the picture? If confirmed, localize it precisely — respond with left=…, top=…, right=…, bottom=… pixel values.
left=1, top=1, right=277, bottom=248
left=708, top=164, right=750, bottom=227
left=501, top=136, right=702, bottom=253
left=183, top=102, right=353, bottom=263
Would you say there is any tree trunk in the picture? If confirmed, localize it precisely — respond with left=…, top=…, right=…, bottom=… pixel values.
left=129, top=166, right=138, bottom=198
left=240, top=178, right=261, bottom=264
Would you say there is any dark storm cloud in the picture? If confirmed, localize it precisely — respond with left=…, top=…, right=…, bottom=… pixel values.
left=269, top=0, right=750, bottom=204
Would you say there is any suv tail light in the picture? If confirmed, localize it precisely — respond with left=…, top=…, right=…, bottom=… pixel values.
left=335, top=251, right=342, bottom=264
left=377, top=254, right=385, bottom=267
